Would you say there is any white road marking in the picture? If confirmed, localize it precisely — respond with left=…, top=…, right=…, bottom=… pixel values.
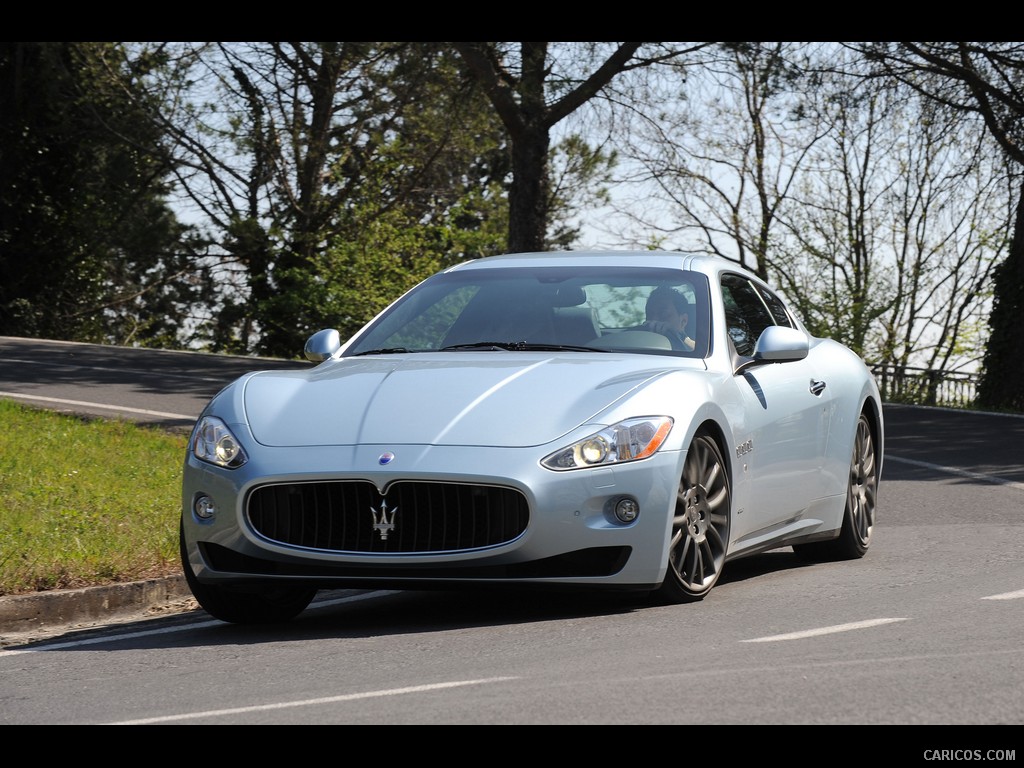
left=981, top=589, right=1024, bottom=601
left=0, top=391, right=194, bottom=420
left=107, top=677, right=520, bottom=724
left=742, top=618, right=908, bottom=643
left=0, top=591, right=398, bottom=658
left=0, top=618, right=224, bottom=657
left=885, top=454, right=1024, bottom=492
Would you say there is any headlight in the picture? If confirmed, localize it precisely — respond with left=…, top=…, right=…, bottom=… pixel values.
left=191, top=416, right=248, bottom=469
left=542, top=416, right=673, bottom=471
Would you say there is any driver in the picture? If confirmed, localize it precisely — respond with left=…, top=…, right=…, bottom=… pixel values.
left=642, top=286, right=695, bottom=351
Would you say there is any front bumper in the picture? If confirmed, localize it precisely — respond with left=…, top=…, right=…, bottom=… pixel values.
left=182, top=440, right=684, bottom=592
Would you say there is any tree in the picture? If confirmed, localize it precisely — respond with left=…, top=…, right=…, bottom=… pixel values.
left=0, top=42, right=198, bottom=346
left=451, top=42, right=714, bottom=253
left=611, top=42, right=826, bottom=278
left=857, top=42, right=1024, bottom=411
left=777, top=55, right=1006, bottom=377
left=605, top=42, right=1007, bottom=388
left=127, top=42, right=514, bottom=357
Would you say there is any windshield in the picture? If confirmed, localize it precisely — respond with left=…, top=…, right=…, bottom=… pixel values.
left=344, top=265, right=712, bottom=358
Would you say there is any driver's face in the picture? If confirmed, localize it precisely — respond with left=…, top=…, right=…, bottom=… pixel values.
left=647, top=301, right=686, bottom=331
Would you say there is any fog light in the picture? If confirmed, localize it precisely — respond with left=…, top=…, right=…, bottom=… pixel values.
left=614, top=497, right=639, bottom=524
left=194, top=494, right=217, bottom=520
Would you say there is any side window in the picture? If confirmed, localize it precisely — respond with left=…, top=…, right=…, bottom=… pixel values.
left=720, top=274, right=776, bottom=357
left=755, top=284, right=795, bottom=328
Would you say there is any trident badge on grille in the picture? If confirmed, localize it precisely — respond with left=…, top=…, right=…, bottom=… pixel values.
left=370, top=500, right=397, bottom=541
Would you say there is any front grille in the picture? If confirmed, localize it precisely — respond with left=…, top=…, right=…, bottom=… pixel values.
left=246, top=480, right=529, bottom=554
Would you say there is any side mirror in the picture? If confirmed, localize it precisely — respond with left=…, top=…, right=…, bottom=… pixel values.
left=753, top=325, right=809, bottom=362
left=304, top=328, right=342, bottom=362
left=735, top=326, right=809, bottom=375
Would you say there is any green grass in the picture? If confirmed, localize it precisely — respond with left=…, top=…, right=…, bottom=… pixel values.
left=0, top=399, right=188, bottom=596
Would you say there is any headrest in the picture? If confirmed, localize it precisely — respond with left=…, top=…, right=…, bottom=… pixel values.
left=552, top=286, right=586, bottom=307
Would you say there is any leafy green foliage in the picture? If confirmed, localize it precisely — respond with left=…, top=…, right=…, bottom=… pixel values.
left=0, top=42, right=202, bottom=346
left=976, top=189, right=1024, bottom=412
left=305, top=156, right=510, bottom=344
left=172, top=42, right=513, bottom=358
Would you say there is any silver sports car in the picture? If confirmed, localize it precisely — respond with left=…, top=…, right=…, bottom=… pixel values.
left=180, top=250, right=883, bottom=623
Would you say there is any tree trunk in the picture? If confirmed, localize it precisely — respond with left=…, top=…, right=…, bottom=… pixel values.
left=508, top=125, right=550, bottom=253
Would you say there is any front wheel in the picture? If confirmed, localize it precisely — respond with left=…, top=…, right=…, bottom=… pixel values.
left=793, top=411, right=877, bottom=562
left=653, top=433, right=731, bottom=604
left=179, top=520, right=317, bottom=624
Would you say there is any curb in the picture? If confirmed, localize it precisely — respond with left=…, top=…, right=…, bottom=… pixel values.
left=0, top=576, right=195, bottom=642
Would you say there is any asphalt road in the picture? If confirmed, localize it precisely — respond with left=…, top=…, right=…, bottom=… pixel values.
left=882, top=404, right=1024, bottom=486
left=1, top=335, right=1023, bottom=729
left=0, top=334, right=311, bottom=432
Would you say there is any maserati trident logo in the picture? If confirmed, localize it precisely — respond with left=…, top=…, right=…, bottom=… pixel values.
left=370, top=499, right=397, bottom=540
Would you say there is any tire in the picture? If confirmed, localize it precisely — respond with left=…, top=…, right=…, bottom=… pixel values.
left=793, top=411, right=877, bottom=562
left=654, top=432, right=731, bottom=604
left=179, top=520, right=317, bottom=624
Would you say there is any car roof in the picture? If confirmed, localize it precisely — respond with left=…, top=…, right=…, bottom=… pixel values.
left=446, top=250, right=741, bottom=277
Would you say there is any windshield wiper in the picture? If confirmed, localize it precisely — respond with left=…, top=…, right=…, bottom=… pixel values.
left=514, top=342, right=606, bottom=352
left=441, top=341, right=523, bottom=351
left=351, top=347, right=411, bottom=356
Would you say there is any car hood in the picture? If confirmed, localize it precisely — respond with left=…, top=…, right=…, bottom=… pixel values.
left=239, top=354, right=683, bottom=448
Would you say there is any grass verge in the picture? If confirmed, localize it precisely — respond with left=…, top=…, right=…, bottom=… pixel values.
left=0, top=398, right=187, bottom=596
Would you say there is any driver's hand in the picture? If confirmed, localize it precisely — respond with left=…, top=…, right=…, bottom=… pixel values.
left=645, top=321, right=672, bottom=335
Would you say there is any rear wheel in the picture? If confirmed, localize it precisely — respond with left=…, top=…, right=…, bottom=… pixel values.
left=793, top=411, right=876, bottom=561
left=179, top=520, right=317, bottom=624
left=654, top=432, right=731, bottom=604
